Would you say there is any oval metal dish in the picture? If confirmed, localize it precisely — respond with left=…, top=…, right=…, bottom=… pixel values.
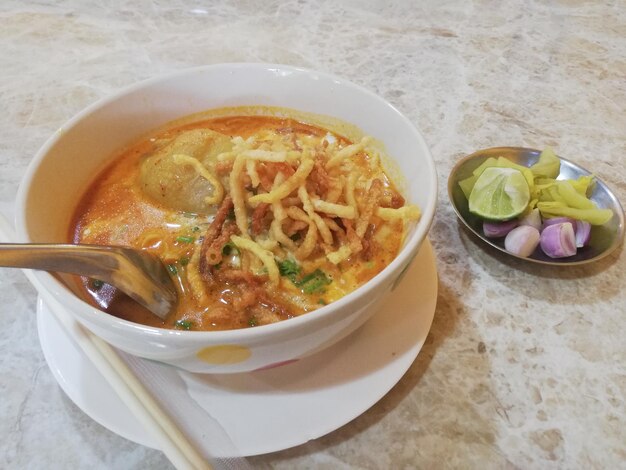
left=448, top=147, right=625, bottom=266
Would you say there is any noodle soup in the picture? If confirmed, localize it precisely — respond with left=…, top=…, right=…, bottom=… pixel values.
left=71, top=110, right=420, bottom=331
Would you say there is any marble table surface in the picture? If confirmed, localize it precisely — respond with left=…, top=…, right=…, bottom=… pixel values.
left=1, top=1, right=624, bottom=468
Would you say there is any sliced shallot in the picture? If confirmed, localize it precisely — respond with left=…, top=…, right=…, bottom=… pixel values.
left=483, top=219, right=518, bottom=238
left=575, top=220, right=591, bottom=248
left=542, top=217, right=576, bottom=230
left=540, top=222, right=577, bottom=258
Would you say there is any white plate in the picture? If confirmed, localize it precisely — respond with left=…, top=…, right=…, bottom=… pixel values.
left=37, top=239, right=438, bottom=456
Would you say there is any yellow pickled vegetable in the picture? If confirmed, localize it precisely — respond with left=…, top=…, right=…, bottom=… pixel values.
left=459, top=175, right=477, bottom=200
left=530, top=147, right=560, bottom=178
left=555, top=181, right=595, bottom=209
left=534, top=175, right=594, bottom=196
left=537, top=201, right=613, bottom=225
left=568, top=175, right=594, bottom=195
left=534, top=177, right=557, bottom=189
left=458, top=157, right=498, bottom=199
left=473, top=157, right=498, bottom=175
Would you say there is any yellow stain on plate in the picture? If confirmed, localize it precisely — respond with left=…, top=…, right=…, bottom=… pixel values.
left=196, top=344, right=251, bottom=364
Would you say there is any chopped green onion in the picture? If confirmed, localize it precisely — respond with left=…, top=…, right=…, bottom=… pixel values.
left=278, top=259, right=331, bottom=294
left=167, top=264, right=178, bottom=275
left=318, top=299, right=327, bottom=305
left=91, top=279, right=104, bottom=290
left=174, top=320, right=193, bottom=330
left=298, top=269, right=332, bottom=294
left=179, top=257, right=190, bottom=266
left=248, top=317, right=258, bottom=327
left=176, top=235, right=195, bottom=244
left=192, top=226, right=201, bottom=232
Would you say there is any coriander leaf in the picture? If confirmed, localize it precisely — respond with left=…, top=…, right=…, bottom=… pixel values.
left=277, top=258, right=300, bottom=277
left=174, top=320, right=193, bottom=330
left=176, top=235, right=195, bottom=244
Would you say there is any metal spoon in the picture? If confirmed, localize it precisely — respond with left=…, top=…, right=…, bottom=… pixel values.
left=447, top=147, right=625, bottom=266
left=0, top=243, right=177, bottom=319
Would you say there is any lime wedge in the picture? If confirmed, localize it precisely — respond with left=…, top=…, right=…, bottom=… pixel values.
left=468, top=167, right=530, bottom=220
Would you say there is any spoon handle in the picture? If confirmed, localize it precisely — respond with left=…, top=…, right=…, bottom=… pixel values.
left=0, top=243, right=176, bottom=319
left=1, top=243, right=122, bottom=275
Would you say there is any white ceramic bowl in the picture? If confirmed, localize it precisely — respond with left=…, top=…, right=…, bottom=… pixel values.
left=16, top=63, right=437, bottom=373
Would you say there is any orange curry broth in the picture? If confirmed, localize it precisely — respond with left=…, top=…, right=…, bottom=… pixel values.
left=70, top=115, right=405, bottom=331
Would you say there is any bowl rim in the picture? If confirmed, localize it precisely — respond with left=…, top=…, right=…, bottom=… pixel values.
left=447, top=146, right=625, bottom=266
left=16, top=62, right=438, bottom=341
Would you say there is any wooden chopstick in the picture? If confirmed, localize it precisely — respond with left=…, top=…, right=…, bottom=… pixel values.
left=0, top=215, right=211, bottom=470
left=30, top=274, right=212, bottom=470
